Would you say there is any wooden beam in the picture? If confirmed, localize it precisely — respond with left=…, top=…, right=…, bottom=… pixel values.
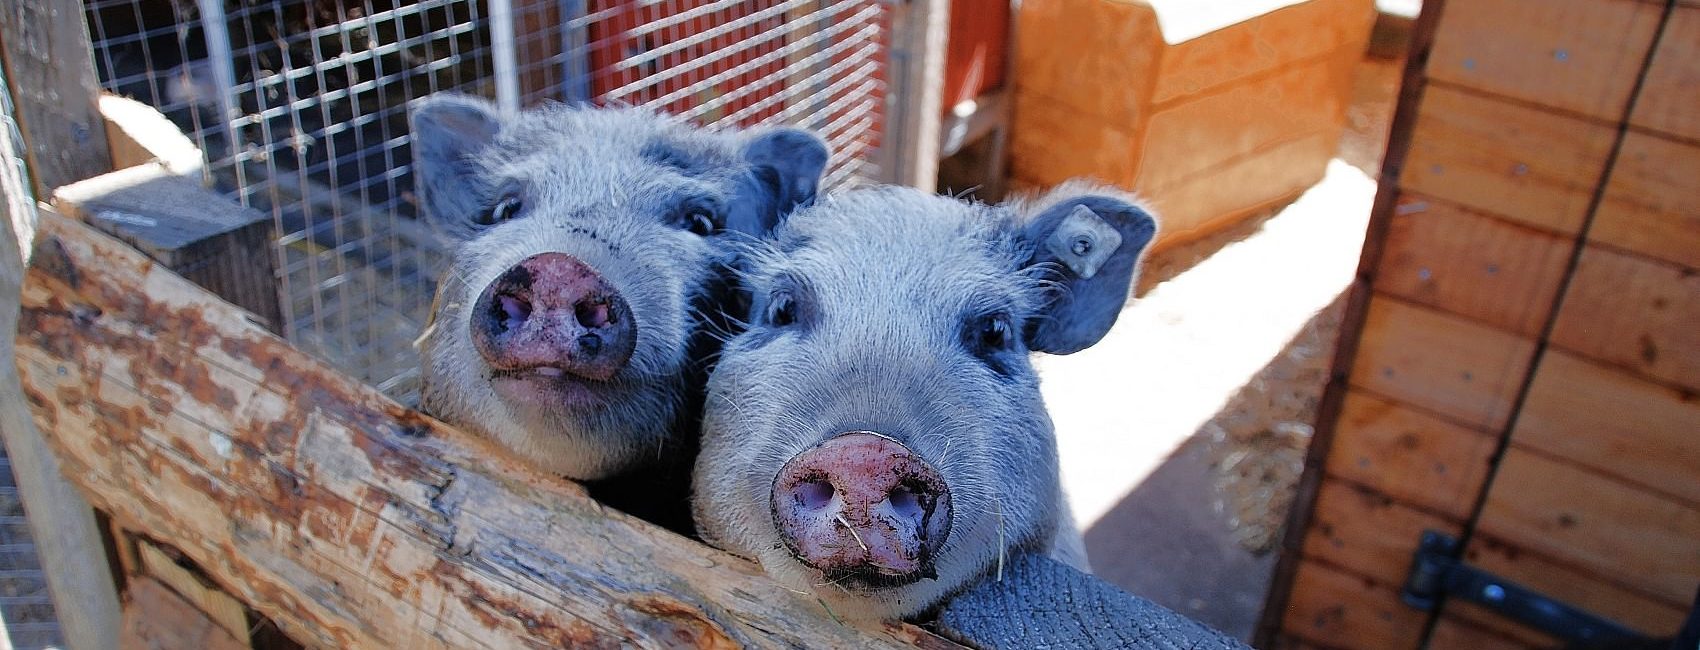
left=884, top=0, right=949, bottom=191
left=14, top=206, right=954, bottom=648
left=1, top=50, right=124, bottom=650
left=0, top=0, right=113, bottom=195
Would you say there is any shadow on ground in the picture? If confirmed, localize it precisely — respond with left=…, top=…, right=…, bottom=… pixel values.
left=1083, top=298, right=1348, bottom=641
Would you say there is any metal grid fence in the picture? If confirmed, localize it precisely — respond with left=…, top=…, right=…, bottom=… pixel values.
left=83, top=0, right=894, bottom=402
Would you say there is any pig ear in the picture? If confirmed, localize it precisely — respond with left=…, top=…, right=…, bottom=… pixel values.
left=411, top=94, right=505, bottom=241
left=1019, top=191, right=1158, bottom=355
left=725, top=127, right=829, bottom=236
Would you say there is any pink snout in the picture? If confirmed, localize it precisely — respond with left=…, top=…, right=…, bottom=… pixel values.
left=771, top=432, right=952, bottom=586
left=471, top=252, right=635, bottom=381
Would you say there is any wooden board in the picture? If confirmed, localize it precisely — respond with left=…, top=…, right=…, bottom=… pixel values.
left=1012, top=0, right=1162, bottom=125
left=1436, top=601, right=1556, bottom=648
left=1300, top=479, right=1461, bottom=587
left=1323, top=390, right=1495, bottom=519
left=1426, top=614, right=1540, bottom=650
left=1400, top=83, right=1617, bottom=236
left=1458, top=530, right=1691, bottom=636
left=1425, top=0, right=1662, bottom=122
left=1372, top=193, right=1573, bottom=338
left=1592, top=131, right=1700, bottom=269
left=12, top=209, right=949, bottom=649
left=1474, top=447, right=1700, bottom=607
left=1629, top=4, right=1700, bottom=142
left=1139, top=54, right=1351, bottom=194
left=1513, top=349, right=1700, bottom=506
left=121, top=577, right=250, bottom=650
left=1151, top=0, right=1373, bottom=105
left=1279, top=560, right=1425, bottom=650
left=1549, top=245, right=1700, bottom=392
left=1348, top=296, right=1536, bottom=431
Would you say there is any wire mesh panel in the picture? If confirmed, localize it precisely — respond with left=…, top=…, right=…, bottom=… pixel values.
left=81, top=0, right=895, bottom=401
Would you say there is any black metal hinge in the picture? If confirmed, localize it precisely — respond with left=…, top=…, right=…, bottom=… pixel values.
left=1401, top=530, right=1670, bottom=648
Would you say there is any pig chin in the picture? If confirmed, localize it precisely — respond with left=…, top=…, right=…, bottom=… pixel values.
left=488, top=368, right=615, bottom=412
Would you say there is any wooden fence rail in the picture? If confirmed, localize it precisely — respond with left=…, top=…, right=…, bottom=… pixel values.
left=13, top=205, right=954, bottom=649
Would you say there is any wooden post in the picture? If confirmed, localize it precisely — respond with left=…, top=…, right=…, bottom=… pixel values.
left=0, top=0, right=113, bottom=196
left=884, top=0, right=949, bottom=191
left=1, top=61, right=124, bottom=650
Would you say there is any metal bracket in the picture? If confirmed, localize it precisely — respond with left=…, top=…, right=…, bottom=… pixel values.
left=1402, top=530, right=1655, bottom=646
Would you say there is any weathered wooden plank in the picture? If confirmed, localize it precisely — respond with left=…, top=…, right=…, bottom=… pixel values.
left=1279, top=560, right=1425, bottom=650
left=1458, top=531, right=1690, bottom=636
left=1323, top=390, right=1494, bottom=519
left=1514, top=349, right=1700, bottom=506
left=1300, top=479, right=1461, bottom=587
left=12, top=209, right=945, bottom=649
left=0, top=0, right=113, bottom=195
left=1401, top=83, right=1617, bottom=236
left=137, top=539, right=253, bottom=644
left=1, top=68, right=124, bottom=650
left=1372, top=193, right=1573, bottom=338
left=1592, top=131, right=1700, bottom=270
left=1475, top=447, right=1700, bottom=607
left=1630, top=4, right=1700, bottom=142
left=1425, top=0, right=1662, bottom=122
left=121, top=577, right=250, bottom=650
left=1549, top=245, right=1700, bottom=392
left=1348, top=296, right=1536, bottom=431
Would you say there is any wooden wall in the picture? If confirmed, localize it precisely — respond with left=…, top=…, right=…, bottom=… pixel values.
left=1262, top=0, right=1700, bottom=647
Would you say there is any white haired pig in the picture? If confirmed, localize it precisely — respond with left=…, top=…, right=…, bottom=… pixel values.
left=692, top=182, right=1156, bottom=619
left=410, top=95, right=827, bottom=522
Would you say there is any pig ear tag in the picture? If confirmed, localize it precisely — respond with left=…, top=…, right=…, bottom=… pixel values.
left=1044, top=204, right=1123, bottom=279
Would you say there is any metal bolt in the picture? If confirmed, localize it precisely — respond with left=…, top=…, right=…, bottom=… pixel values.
left=1554, top=49, right=1570, bottom=62
left=1483, top=584, right=1506, bottom=602
left=1513, top=163, right=1530, bottom=176
left=1418, top=268, right=1432, bottom=281
left=1463, top=58, right=1477, bottom=71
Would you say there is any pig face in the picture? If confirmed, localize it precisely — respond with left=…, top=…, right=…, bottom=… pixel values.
left=411, top=95, right=827, bottom=481
left=692, top=182, right=1157, bottom=620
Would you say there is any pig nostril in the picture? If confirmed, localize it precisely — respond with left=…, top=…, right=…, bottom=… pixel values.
left=494, top=293, right=531, bottom=333
left=578, top=333, right=602, bottom=354
left=794, top=479, right=835, bottom=511
left=575, top=299, right=611, bottom=328
left=888, top=484, right=926, bottom=523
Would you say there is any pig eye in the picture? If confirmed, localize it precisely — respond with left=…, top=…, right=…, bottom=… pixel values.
left=685, top=209, right=718, bottom=236
left=767, top=291, right=797, bottom=327
left=476, top=195, right=524, bottom=226
left=972, top=313, right=1015, bottom=353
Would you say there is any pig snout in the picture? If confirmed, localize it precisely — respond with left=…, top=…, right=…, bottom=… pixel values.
left=771, top=432, right=953, bottom=586
left=471, top=252, right=635, bottom=381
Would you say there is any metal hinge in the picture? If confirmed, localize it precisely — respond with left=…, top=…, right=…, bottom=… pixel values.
left=1401, top=530, right=1659, bottom=647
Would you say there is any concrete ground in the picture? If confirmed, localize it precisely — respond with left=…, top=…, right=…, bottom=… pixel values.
left=1035, top=54, right=1402, bottom=641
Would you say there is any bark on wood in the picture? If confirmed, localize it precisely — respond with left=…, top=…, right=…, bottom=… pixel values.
left=12, top=208, right=954, bottom=649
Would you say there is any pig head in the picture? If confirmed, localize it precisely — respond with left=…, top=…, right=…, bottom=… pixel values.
left=692, top=181, right=1157, bottom=620
left=410, top=94, right=827, bottom=484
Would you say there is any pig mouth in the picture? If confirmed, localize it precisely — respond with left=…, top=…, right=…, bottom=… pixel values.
left=489, top=367, right=615, bottom=410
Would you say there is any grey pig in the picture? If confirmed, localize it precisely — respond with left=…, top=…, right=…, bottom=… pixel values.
left=692, top=181, right=1157, bottom=620
left=410, top=95, right=827, bottom=523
